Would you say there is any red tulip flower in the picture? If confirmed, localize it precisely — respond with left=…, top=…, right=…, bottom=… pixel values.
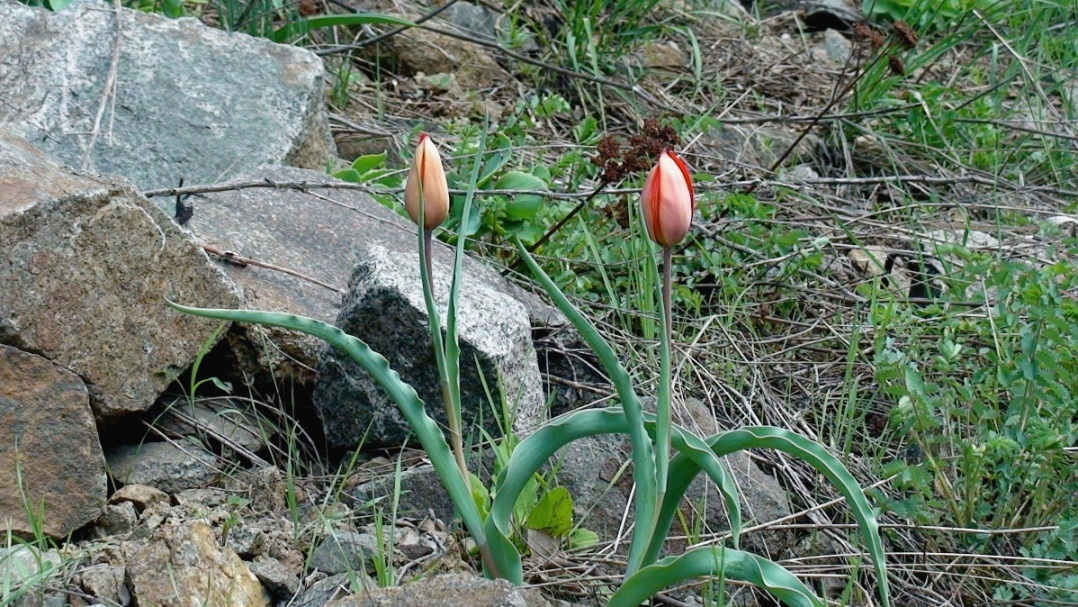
left=404, top=133, right=450, bottom=230
left=640, top=150, right=695, bottom=247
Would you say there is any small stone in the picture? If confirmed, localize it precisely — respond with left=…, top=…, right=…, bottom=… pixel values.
left=823, top=29, right=853, bottom=63
left=78, top=564, right=131, bottom=607
left=309, top=531, right=379, bottom=575
left=92, top=502, right=138, bottom=538
left=225, top=523, right=266, bottom=559
left=323, top=573, right=550, bottom=607
left=109, top=484, right=170, bottom=513
left=125, top=520, right=268, bottom=607
left=249, top=556, right=301, bottom=599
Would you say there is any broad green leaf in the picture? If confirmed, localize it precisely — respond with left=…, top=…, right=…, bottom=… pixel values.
left=610, top=547, right=824, bottom=607
left=351, top=151, right=387, bottom=174
left=568, top=527, right=599, bottom=550
left=526, top=487, right=573, bottom=537
left=271, top=13, right=415, bottom=43
left=332, top=168, right=362, bottom=183
left=496, top=171, right=546, bottom=221
left=477, top=134, right=513, bottom=187
left=471, top=472, right=491, bottom=519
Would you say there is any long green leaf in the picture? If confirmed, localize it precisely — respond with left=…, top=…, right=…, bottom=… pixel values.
left=511, top=238, right=658, bottom=575
left=445, top=126, right=489, bottom=445
left=271, top=13, right=415, bottom=43
left=163, top=305, right=488, bottom=551
left=610, top=547, right=824, bottom=607
left=665, top=427, right=891, bottom=607
left=485, top=408, right=740, bottom=582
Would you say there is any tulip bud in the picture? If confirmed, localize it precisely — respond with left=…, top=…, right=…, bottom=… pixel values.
left=641, top=150, right=695, bottom=247
left=404, top=133, right=450, bottom=230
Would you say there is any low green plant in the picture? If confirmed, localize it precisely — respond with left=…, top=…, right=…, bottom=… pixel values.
left=170, top=129, right=890, bottom=606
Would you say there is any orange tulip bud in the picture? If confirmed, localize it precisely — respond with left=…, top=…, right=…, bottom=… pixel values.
left=641, top=150, right=695, bottom=247
left=404, top=133, right=450, bottom=230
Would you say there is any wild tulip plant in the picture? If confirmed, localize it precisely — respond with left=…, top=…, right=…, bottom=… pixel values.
left=170, top=134, right=891, bottom=607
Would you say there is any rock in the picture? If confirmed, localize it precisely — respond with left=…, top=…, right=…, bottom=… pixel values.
left=324, top=573, right=550, bottom=607
left=849, top=246, right=890, bottom=277
left=309, top=530, right=379, bottom=575
left=0, top=130, right=242, bottom=421
left=0, top=545, right=62, bottom=607
left=109, top=484, right=170, bottom=513
left=77, top=564, right=131, bottom=607
left=317, top=241, right=546, bottom=449
left=555, top=399, right=794, bottom=557
left=225, top=522, right=266, bottom=559
left=106, top=441, right=218, bottom=494
left=639, top=41, right=688, bottom=70
left=292, top=573, right=370, bottom=607
left=125, top=520, right=268, bottom=607
left=440, top=1, right=499, bottom=40
left=0, top=1, right=332, bottom=192
left=157, top=398, right=271, bottom=454
left=249, top=556, right=301, bottom=600
left=799, top=0, right=863, bottom=28
left=91, top=502, right=138, bottom=538
left=349, top=463, right=455, bottom=523
left=371, top=12, right=511, bottom=89
left=822, top=29, right=852, bottom=63
left=0, top=345, right=106, bottom=539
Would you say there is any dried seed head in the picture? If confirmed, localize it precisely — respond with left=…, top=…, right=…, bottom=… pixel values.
left=853, top=22, right=886, bottom=49
left=888, top=54, right=907, bottom=77
left=892, top=20, right=919, bottom=49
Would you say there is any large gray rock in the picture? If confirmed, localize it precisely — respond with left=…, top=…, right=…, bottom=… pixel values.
left=0, top=0, right=333, bottom=192
left=317, top=241, right=546, bottom=449
left=0, top=129, right=241, bottom=420
left=0, top=345, right=106, bottom=539
left=124, top=520, right=269, bottom=607
left=176, top=166, right=546, bottom=448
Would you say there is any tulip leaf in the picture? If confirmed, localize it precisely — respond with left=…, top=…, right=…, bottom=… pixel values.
left=648, top=426, right=891, bottom=607
left=610, top=547, right=824, bottom=607
left=163, top=304, right=490, bottom=564
left=485, top=407, right=739, bottom=583
left=271, top=13, right=416, bottom=43
left=511, top=238, right=658, bottom=574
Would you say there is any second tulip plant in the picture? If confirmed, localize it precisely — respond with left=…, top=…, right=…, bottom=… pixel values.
left=172, top=132, right=890, bottom=607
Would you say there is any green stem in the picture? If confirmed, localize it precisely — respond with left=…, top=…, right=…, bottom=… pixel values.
left=418, top=228, right=470, bottom=491
left=656, top=246, right=672, bottom=513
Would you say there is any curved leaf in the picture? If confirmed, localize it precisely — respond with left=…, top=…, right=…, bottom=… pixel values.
left=164, top=305, right=488, bottom=551
left=485, top=408, right=740, bottom=582
left=673, top=427, right=891, bottom=607
left=610, top=547, right=823, bottom=607
left=511, top=238, right=657, bottom=574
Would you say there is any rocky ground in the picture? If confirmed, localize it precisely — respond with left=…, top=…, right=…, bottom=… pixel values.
left=2, top=0, right=1075, bottom=606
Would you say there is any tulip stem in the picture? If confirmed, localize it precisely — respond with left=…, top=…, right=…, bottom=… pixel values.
left=656, top=246, right=673, bottom=504
left=419, top=228, right=470, bottom=489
